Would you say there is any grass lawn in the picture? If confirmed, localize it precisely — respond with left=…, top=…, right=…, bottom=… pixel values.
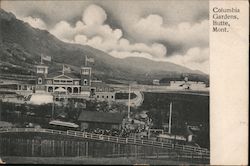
left=1, top=156, right=191, bottom=165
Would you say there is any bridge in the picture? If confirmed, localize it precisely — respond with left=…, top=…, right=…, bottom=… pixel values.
left=115, top=90, right=144, bottom=107
left=0, top=127, right=210, bottom=160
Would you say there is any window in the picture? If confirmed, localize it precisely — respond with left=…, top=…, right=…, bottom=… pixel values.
left=107, top=96, right=109, bottom=98
left=81, top=69, right=89, bottom=75
left=47, top=80, right=52, bottom=84
left=53, top=79, right=73, bottom=85
left=83, top=79, right=88, bottom=85
left=111, top=96, right=114, bottom=99
left=102, top=96, right=104, bottom=98
left=38, top=78, right=42, bottom=84
left=97, top=95, right=99, bottom=98
left=37, top=68, right=45, bottom=74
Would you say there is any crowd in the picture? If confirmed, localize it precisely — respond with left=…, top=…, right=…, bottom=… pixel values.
left=81, top=116, right=152, bottom=139
left=84, top=127, right=148, bottom=139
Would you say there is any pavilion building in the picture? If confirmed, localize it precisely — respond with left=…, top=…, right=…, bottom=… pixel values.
left=34, top=64, right=115, bottom=101
left=35, top=64, right=91, bottom=96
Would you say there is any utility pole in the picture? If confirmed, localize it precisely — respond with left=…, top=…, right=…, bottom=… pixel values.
left=0, top=99, right=2, bottom=121
left=128, top=84, right=131, bottom=119
left=168, top=102, right=173, bottom=134
left=51, top=101, right=55, bottom=119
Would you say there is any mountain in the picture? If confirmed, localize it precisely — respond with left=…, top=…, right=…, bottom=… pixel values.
left=0, top=9, right=208, bottom=84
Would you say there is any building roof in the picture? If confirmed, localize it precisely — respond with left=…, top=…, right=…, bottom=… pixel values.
left=78, top=111, right=124, bottom=124
left=29, top=93, right=54, bottom=105
left=0, top=121, right=13, bottom=127
left=54, top=87, right=67, bottom=92
left=36, top=64, right=48, bottom=67
left=49, top=120, right=79, bottom=128
left=91, top=80, right=109, bottom=88
left=47, top=71, right=80, bottom=79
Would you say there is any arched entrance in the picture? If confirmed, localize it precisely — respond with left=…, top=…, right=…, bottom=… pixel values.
left=73, top=87, right=79, bottom=93
left=67, top=87, right=72, bottom=93
left=90, top=88, right=96, bottom=96
left=48, top=87, right=53, bottom=92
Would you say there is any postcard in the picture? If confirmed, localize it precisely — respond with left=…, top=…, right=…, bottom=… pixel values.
left=0, top=0, right=248, bottom=165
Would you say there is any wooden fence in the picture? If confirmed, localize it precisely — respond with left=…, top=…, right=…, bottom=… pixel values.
left=0, top=127, right=209, bottom=161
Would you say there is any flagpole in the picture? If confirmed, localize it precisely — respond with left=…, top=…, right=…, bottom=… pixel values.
left=62, top=64, right=65, bottom=75
left=40, top=54, right=43, bottom=64
left=85, top=55, right=87, bottom=66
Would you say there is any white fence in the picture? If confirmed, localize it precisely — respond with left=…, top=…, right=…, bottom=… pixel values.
left=0, top=127, right=210, bottom=159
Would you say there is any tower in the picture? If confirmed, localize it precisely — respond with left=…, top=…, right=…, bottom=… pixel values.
left=35, top=64, right=48, bottom=93
left=80, top=66, right=92, bottom=94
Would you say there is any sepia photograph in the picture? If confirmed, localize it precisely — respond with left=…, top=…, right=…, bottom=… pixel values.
left=0, top=0, right=211, bottom=165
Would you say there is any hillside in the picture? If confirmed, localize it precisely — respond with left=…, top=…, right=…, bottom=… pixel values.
left=0, top=9, right=209, bottom=84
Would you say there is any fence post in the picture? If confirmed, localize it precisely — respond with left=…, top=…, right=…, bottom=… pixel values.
left=61, top=140, right=64, bottom=157
left=52, top=140, right=55, bottom=156
left=85, top=142, right=88, bottom=157
left=77, top=142, right=80, bottom=156
left=118, top=144, right=120, bottom=156
left=135, top=145, right=137, bottom=158
left=31, top=139, right=35, bottom=156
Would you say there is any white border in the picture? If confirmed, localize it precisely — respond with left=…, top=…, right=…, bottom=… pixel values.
left=210, top=1, right=249, bottom=165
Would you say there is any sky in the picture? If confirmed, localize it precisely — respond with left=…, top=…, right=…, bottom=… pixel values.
left=2, top=0, right=209, bottom=74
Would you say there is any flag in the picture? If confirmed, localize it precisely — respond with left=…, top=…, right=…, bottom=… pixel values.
left=63, top=65, right=71, bottom=72
left=86, top=57, right=95, bottom=63
left=41, top=54, right=51, bottom=62
left=85, top=55, right=95, bottom=66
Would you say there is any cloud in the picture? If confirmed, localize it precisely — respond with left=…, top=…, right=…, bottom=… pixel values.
left=50, top=21, right=83, bottom=41
left=109, top=50, right=153, bottom=59
left=50, top=4, right=167, bottom=59
left=21, top=16, right=47, bottom=30
left=133, top=14, right=209, bottom=49
left=83, top=4, right=107, bottom=26
left=2, top=0, right=208, bottom=27
left=167, top=47, right=209, bottom=73
left=13, top=3, right=209, bottom=73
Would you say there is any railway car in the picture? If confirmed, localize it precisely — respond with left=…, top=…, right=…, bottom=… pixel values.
left=49, top=120, right=79, bottom=131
